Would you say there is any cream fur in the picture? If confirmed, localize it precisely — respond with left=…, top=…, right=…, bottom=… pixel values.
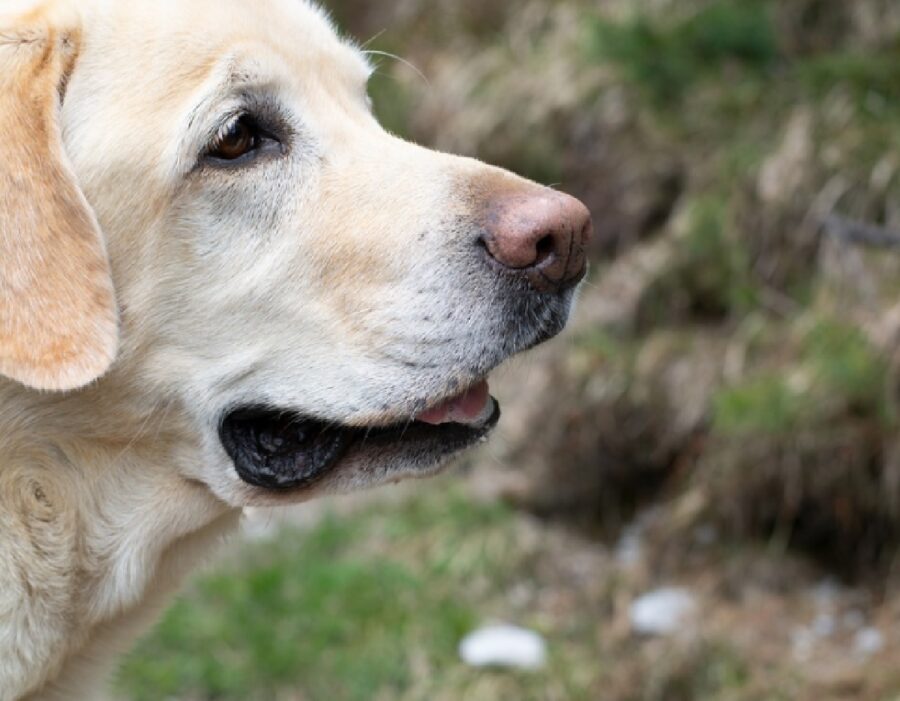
left=0, top=1, right=581, bottom=699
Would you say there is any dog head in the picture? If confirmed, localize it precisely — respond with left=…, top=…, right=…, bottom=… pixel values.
left=0, top=0, right=592, bottom=506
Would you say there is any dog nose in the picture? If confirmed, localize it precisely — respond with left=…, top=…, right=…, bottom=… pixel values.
left=480, top=190, right=593, bottom=293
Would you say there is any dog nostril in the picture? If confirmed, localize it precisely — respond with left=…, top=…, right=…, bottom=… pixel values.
left=534, top=234, right=556, bottom=266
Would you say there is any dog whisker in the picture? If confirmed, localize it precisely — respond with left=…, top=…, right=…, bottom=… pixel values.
left=362, top=49, right=430, bottom=86
left=359, top=29, right=387, bottom=51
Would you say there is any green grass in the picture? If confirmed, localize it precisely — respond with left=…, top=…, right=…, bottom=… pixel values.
left=798, top=51, right=900, bottom=105
left=712, top=373, right=812, bottom=435
left=583, top=0, right=900, bottom=177
left=803, top=319, right=893, bottom=421
left=712, top=318, right=892, bottom=435
left=116, top=487, right=601, bottom=701
left=637, top=195, right=757, bottom=327
left=680, top=196, right=757, bottom=316
left=585, top=0, right=900, bottom=110
left=586, top=0, right=778, bottom=106
left=117, top=483, right=775, bottom=701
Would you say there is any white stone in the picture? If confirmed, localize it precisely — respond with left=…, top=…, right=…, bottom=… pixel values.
left=459, top=625, right=547, bottom=670
left=630, top=588, right=697, bottom=637
left=854, top=628, right=884, bottom=657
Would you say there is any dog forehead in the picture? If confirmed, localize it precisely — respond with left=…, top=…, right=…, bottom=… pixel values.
left=53, top=0, right=369, bottom=174
left=1, top=0, right=364, bottom=77
left=90, top=0, right=355, bottom=61
left=97, top=0, right=335, bottom=38
left=77, top=0, right=370, bottom=109
left=3, top=0, right=335, bottom=34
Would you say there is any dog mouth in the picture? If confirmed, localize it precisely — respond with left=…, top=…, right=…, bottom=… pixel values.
left=219, top=381, right=500, bottom=491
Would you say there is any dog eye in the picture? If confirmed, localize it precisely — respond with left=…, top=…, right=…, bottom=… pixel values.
left=206, top=116, right=263, bottom=162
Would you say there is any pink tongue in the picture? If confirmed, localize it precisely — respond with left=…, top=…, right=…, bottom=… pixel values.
left=415, top=380, right=491, bottom=426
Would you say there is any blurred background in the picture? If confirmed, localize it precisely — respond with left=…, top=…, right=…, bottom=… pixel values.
left=119, top=1, right=900, bottom=699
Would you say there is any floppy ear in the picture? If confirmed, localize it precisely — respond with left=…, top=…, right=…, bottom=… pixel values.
left=0, top=22, right=118, bottom=392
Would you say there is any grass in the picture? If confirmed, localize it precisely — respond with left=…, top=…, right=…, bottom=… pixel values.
left=637, top=195, right=757, bottom=328
left=117, top=486, right=601, bottom=701
left=637, top=641, right=750, bottom=701
left=803, top=319, right=892, bottom=420
left=711, top=318, right=892, bottom=435
left=123, top=524, right=466, bottom=700
left=586, top=0, right=778, bottom=107
left=584, top=0, right=900, bottom=176
left=585, top=0, right=900, bottom=110
left=678, top=196, right=757, bottom=317
left=798, top=50, right=900, bottom=106
left=117, top=482, right=773, bottom=701
left=712, top=373, right=812, bottom=435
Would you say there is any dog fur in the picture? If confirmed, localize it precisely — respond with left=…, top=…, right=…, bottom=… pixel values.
left=0, top=1, right=588, bottom=698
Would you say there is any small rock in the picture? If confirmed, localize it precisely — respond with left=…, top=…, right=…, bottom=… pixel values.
left=812, top=613, right=836, bottom=639
left=459, top=625, right=547, bottom=670
left=854, top=628, right=884, bottom=657
left=630, top=588, right=697, bottom=637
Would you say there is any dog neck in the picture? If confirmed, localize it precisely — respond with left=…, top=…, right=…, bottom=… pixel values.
left=0, top=379, right=239, bottom=701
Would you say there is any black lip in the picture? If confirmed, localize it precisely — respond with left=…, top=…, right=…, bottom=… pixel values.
left=220, top=403, right=501, bottom=491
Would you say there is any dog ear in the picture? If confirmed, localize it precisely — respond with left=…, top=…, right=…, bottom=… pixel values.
left=0, top=21, right=119, bottom=392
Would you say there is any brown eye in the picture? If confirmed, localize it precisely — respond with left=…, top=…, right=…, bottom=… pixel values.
left=208, top=117, right=259, bottom=161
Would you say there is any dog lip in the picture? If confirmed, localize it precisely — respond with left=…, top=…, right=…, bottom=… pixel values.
left=219, top=408, right=353, bottom=490
left=219, top=400, right=501, bottom=492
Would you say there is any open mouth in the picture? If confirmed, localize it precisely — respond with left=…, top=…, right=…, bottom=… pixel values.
left=219, top=381, right=500, bottom=490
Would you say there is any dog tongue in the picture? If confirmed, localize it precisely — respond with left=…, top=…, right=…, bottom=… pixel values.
left=416, top=380, right=492, bottom=426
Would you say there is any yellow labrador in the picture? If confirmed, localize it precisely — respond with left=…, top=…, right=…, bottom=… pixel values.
left=0, top=0, right=592, bottom=698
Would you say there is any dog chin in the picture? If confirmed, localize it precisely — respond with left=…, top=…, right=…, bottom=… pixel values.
left=210, top=287, right=582, bottom=500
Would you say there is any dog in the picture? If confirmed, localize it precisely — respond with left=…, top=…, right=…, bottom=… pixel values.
left=0, top=0, right=592, bottom=698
